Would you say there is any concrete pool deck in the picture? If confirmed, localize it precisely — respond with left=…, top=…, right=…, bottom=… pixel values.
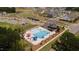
left=24, top=27, right=56, bottom=45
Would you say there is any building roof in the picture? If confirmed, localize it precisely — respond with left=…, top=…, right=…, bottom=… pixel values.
left=60, top=11, right=79, bottom=21
left=42, top=19, right=58, bottom=31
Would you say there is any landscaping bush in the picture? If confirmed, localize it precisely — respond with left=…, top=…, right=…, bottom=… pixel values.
left=52, top=31, right=79, bottom=51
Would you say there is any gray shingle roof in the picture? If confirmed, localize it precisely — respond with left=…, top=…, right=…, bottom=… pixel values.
left=60, top=11, right=79, bottom=21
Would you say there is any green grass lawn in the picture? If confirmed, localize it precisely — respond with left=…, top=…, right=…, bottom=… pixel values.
left=0, top=22, right=19, bottom=29
left=0, top=22, right=37, bottom=31
left=18, top=39, right=32, bottom=51
left=17, top=12, right=45, bottom=21
left=16, top=8, right=46, bottom=21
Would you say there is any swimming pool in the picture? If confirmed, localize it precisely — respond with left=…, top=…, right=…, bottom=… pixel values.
left=31, top=27, right=50, bottom=41
left=24, top=27, right=56, bottom=45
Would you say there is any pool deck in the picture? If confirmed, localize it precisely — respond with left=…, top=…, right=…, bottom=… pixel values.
left=24, top=27, right=56, bottom=45
left=24, top=26, right=55, bottom=45
left=35, top=28, right=68, bottom=51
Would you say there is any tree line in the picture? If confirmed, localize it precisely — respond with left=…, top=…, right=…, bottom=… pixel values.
left=0, top=7, right=16, bottom=13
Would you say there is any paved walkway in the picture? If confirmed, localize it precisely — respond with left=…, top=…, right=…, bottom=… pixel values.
left=36, top=28, right=68, bottom=51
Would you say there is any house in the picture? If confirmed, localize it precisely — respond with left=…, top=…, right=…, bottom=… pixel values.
left=42, top=19, right=59, bottom=32
left=59, top=11, right=79, bottom=22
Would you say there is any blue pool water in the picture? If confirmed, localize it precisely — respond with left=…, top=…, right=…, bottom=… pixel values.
left=31, top=27, right=50, bottom=41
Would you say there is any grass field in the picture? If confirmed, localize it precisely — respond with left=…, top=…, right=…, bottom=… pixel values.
left=16, top=8, right=47, bottom=22
left=0, top=22, right=20, bottom=29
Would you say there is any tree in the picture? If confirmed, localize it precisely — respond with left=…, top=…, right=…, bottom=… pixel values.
left=0, top=27, right=24, bottom=51
left=0, top=7, right=16, bottom=13
left=52, top=31, right=79, bottom=51
left=66, top=7, right=79, bottom=11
